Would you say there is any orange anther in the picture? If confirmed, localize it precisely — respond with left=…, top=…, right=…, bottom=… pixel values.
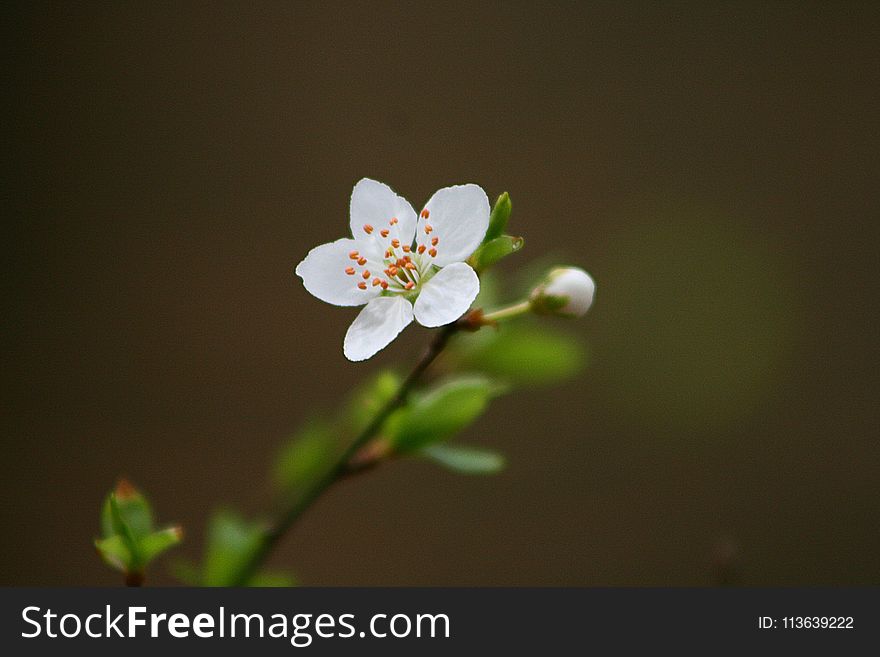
left=363, top=224, right=374, bottom=234
left=402, top=245, right=411, bottom=252
left=380, top=280, right=389, bottom=289
left=421, top=209, right=430, bottom=219
left=390, top=217, right=398, bottom=225
left=345, top=267, right=356, bottom=275
left=391, top=238, right=400, bottom=248
left=417, top=244, right=426, bottom=254
left=362, top=270, right=371, bottom=279
left=349, top=250, right=359, bottom=259
left=428, top=248, right=437, bottom=258
left=431, top=236, right=439, bottom=246
left=405, top=262, right=416, bottom=270
left=357, top=282, right=367, bottom=290
left=404, top=281, right=415, bottom=290
left=372, top=277, right=382, bottom=286
left=380, top=229, right=390, bottom=238
left=424, top=224, right=433, bottom=234
left=357, top=257, right=367, bottom=266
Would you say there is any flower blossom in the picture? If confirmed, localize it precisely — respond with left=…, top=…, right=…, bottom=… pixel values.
left=296, top=179, right=489, bottom=361
left=530, top=266, right=596, bottom=317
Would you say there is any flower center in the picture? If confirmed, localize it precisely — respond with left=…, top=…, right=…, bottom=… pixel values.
left=344, top=211, right=440, bottom=294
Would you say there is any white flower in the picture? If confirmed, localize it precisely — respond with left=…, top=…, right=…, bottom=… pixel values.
left=296, top=179, right=489, bottom=361
left=530, top=266, right=596, bottom=317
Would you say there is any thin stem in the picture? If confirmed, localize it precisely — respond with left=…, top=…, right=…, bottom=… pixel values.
left=482, top=300, right=532, bottom=323
left=230, top=322, right=460, bottom=586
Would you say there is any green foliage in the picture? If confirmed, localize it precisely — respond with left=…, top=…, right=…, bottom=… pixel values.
left=387, top=376, right=494, bottom=453
left=202, top=510, right=265, bottom=586
left=184, top=510, right=294, bottom=587
left=273, top=419, right=336, bottom=493
left=346, top=370, right=402, bottom=433
left=484, top=192, right=512, bottom=242
left=452, top=323, right=586, bottom=386
left=422, top=444, right=506, bottom=474
left=469, top=235, right=524, bottom=272
left=95, top=480, right=182, bottom=580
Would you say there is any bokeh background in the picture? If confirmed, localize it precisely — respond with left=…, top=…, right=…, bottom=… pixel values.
left=2, top=2, right=878, bottom=585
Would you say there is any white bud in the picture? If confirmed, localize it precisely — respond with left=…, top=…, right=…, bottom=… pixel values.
left=530, top=267, right=596, bottom=317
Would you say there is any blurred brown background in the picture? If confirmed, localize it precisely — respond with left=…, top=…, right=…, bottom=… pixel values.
left=2, top=2, right=878, bottom=585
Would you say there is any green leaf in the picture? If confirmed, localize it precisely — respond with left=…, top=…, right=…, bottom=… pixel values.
left=101, top=480, right=154, bottom=541
left=272, top=419, right=336, bottom=493
left=139, top=526, right=183, bottom=563
left=389, top=377, right=494, bottom=453
left=455, top=324, right=587, bottom=386
left=346, top=370, right=401, bottom=433
left=95, top=480, right=182, bottom=578
left=484, top=192, right=512, bottom=242
left=202, top=510, right=266, bottom=587
left=422, top=444, right=506, bottom=475
left=468, top=235, right=524, bottom=272
left=94, top=535, right=132, bottom=573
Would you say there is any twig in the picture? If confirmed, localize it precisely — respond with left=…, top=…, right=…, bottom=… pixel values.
left=230, top=321, right=461, bottom=586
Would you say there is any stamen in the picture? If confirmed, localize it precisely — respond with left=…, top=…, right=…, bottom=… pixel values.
left=431, top=236, right=439, bottom=246
left=357, top=282, right=367, bottom=290
left=402, top=245, right=411, bottom=252
left=345, top=267, right=355, bottom=275
left=380, top=280, right=389, bottom=289
left=372, top=277, right=382, bottom=287
left=417, top=244, right=426, bottom=254
left=380, top=229, right=390, bottom=238
left=349, top=250, right=359, bottom=260
left=428, top=248, right=437, bottom=258
left=362, top=270, right=371, bottom=279
left=424, top=224, right=433, bottom=234
left=420, top=209, right=430, bottom=219
left=385, top=248, right=394, bottom=258
left=389, top=266, right=399, bottom=276
left=391, top=238, right=400, bottom=248
left=357, top=257, right=367, bottom=266
left=404, top=281, right=415, bottom=290
left=363, top=224, right=374, bottom=234
left=405, top=262, right=417, bottom=270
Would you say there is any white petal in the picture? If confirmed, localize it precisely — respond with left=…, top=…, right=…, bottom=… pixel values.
left=418, top=184, right=489, bottom=266
left=350, top=178, right=418, bottom=245
left=413, top=262, right=480, bottom=327
left=295, top=238, right=381, bottom=307
left=343, top=296, right=414, bottom=361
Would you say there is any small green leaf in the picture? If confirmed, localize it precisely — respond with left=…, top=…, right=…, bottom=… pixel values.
left=139, top=526, right=183, bottom=563
left=455, top=324, right=587, bottom=386
left=94, top=535, right=132, bottom=573
left=468, top=235, right=524, bottom=272
left=273, top=419, right=337, bottom=492
left=101, top=479, right=154, bottom=541
left=346, top=370, right=401, bottom=433
left=202, top=510, right=266, bottom=587
left=389, top=377, right=493, bottom=453
left=422, top=444, right=506, bottom=475
left=95, top=480, right=182, bottom=579
left=484, top=192, right=512, bottom=242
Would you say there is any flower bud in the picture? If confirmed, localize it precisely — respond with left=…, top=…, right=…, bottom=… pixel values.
left=530, top=267, right=596, bottom=317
